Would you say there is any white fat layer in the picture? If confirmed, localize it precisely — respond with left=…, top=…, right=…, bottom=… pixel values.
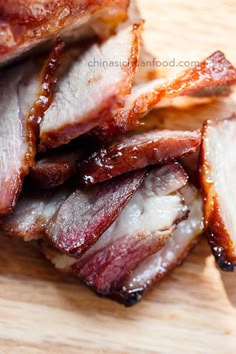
left=124, top=184, right=203, bottom=290
left=80, top=165, right=187, bottom=260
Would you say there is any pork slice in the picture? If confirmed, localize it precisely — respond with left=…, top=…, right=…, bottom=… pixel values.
left=44, top=163, right=188, bottom=299
left=41, top=183, right=202, bottom=291
left=46, top=170, right=146, bottom=257
left=112, top=184, right=203, bottom=305
left=30, top=147, right=85, bottom=189
left=78, top=129, right=201, bottom=185
left=91, top=51, right=236, bottom=140
left=0, top=40, right=63, bottom=216
left=39, top=22, right=143, bottom=150
left=0, top=0, right=129, bottom=65
left=0, top=186, right=73, bottom=241
left=200, top=116, right=236, bottom=271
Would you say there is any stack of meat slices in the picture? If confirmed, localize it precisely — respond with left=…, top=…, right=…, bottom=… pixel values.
left=0, top=0, right=236, bottom=306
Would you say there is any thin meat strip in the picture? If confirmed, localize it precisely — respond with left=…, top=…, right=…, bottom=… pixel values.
left=0, top=41, right=63, bottom=215
left=78, top=129, right=201, bottom=185
left=200, top=116, right=236, bottom=271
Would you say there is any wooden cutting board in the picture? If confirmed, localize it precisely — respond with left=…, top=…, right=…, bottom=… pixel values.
left=1, top=1, right=236, bottom=353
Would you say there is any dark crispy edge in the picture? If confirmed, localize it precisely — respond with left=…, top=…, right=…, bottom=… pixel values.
left=200, top=117, right=236, bottom=271
left=113, top=228, right=201, bottom=307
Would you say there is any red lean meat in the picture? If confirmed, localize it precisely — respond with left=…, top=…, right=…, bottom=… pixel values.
left=46, top=170, right=146, bottom=256
left=42, top=163, right=190, bottom=303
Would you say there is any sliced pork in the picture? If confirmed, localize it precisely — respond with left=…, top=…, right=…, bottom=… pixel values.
left=0, top=41, right=63, bottom=216
left=43, top=163, right=189, bottom=299
left=200, top=116, right=236, bottom=271
left=0, top=0, right=129, bottom=65
left=91, top=51, right=236, bottom=140
left=47, top=170, right=146, bottom=257
left=78, top=129, right=201, bottom=185
left=0, top=186, right=72, bottom=241
left=112, top=184, right=203, bottom=305
left=42, top=180, right=202, bottom=306
left=39, top=23, right=143, bottom=150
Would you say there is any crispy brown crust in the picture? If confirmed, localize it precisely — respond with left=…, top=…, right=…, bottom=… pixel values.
left=25, top=38, right=64, bottom=167
left=0, top=0, right=129, bottom=63
left=200, top=118, right=236, bottom=271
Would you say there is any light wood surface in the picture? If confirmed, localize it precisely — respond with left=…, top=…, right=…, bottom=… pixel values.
left=1, top=1, right=236, bottom=353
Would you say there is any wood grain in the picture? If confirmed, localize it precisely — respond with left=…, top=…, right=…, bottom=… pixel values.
left=1, top=1, right=236, bottom=353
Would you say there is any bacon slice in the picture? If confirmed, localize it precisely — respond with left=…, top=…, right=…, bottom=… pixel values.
left=46, top=170, right=146, bottom=257
left=39, top=23, right=142, bottom=150
left=200, top=116, right=236, bottom=271
left=91, top=51, right=236, bottom=140
left=71, top=164, right=188, bottom=295
left=112, top=184, right=203, bottom=305
left=44, top=163, right=188, bottom=297
left=0, top=186, right=72, bottom=241
left=42, top=180, right=201, bottom=306
left=0, top=0, right=129, bottom=65
left=0, top=41, right=63, bottom=216
left=78, top=129, right=201, bottom=185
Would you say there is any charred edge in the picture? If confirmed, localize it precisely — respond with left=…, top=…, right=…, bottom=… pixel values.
left=86, top=283, right=144, bottom=307
left=207, top=232, right=236, bottom=272
left=111, top=287, right=145, bottom=307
